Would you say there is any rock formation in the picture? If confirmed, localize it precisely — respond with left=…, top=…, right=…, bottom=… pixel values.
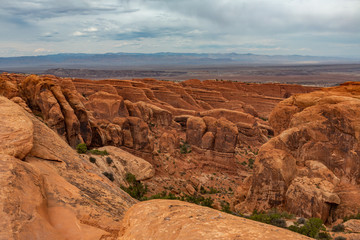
left=0, top=96, right=136, bottom=239
left=240, top=82, right=360, bottom=223
left=0, top=72, right=330, bottom=239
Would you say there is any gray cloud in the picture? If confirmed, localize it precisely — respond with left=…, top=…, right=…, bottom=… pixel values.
left=0, top=0, right=359, bottom=57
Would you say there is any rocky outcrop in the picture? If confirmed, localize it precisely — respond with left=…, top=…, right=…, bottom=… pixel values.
left=186, top=115, right=267, bottom=153
left=240, top=83, right=360, bottom=222
left=0, top=97, right=33, bottom=159
left=85, top=91, right=129, bottom=120
left=0, top=96, right=136, bottom=239
left=0, top=73, right=323, bottom=229
left=119, top=200, right=312, bottom=240
left=98, top=146, right=155, bottom=181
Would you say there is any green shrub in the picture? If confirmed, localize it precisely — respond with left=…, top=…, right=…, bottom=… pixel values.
left=271, top=218, right=287, bottom=228
left=106, top=157, right=113, bottom=165
left=334, top=236, right=347, bottom=240
left=200, top=186, right=207, bottom=194
left=344, top=213, right=360, bottom=222
left=248, top=158, right=255, bottom=169
left=180, top=141, right=191, bottom=154
left=181, top=194, right=214, bottom=208
left=76, top=143, right=87, bottom=154
left=89, top=157, right=96, bottom=163
left=209, top=187, right=219, bottom=194
left=297, top=217, right=306, bottom=224
left=288, top=218, right=326, bottom=239
left=121, top=173, right=147, bottom=200
left=332, top=223, right=345, bottom=232
left=89, top=149, right=109, bottom=156
left=317, top=232, right=332, bottom=240
left=103, top=172, right=114, bottom=181
left=249, top=209, right=293, bottom=228
left=200, top=197, right=214, bottom=208
left=146, top=191, right=179, bottom=200
left=221, top=201, right=231, bottom=213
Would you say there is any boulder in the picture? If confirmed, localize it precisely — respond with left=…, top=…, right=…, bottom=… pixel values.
left=98, top=146, right=155, bottom=181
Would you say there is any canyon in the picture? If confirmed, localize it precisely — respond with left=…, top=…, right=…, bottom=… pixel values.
left=1, top=72, right=360, bottom=239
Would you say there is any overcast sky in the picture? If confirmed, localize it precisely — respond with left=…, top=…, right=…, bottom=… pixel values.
left=0, top=0, right=359, bottom=57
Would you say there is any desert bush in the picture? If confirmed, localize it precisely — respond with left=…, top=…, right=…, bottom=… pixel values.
left=297, top=217, right=306, bottom=224
left=209, top=187, right=219, bottom=194
left=89, top=156, right=96, bottom=163
left=221, top=201, right=231, bottom=213
left=288, top=218, right=327, bottom=239
left=334, top=236, right=347, bottom=240
left=343, top=213, right=360, bottom=222
left=76, top=143, right=87, bottom=154
left=146, top=191, right=179, bottom=200
left=106, top=156, right=113, bottom=165
left=271, top=218, right=287, bottom=228
left=121, top=173, right=147, bottom=200
left=103, top=172, right=114, bottom=181
left=180, top=141, right=191, bottom=154
left=249, top=209, right=293, bottom=228
left=248, top=158, right=255, bottom=169
left=332, top=223, right=345, bottom=232
left=181, top=194, right=214, bottom=208
left=89, top=149, right=109, bottom=156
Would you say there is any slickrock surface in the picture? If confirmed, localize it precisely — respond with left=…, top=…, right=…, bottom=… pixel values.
left=0, top=96, right=136, bottom=239
left=0, top=96, right=33, bottom=159
left=118, top=199, right=312, bottom=240
left=240, top=82, right=360, bottom=223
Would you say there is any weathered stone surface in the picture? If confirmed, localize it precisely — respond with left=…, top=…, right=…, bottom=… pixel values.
left=98, top=146, right=155, bottom=181
left=118, top=200, right=312, bottom=240
left=201, top=132, right=215, bottom=150
left=127, top=117, right=152, bottom=151
left=85, top=91, right=129, bottom=120
left=241, top=83, right=360, bottom=222
left=60, top=79, right=93, bottom=145
left=344, top=219, right=360, bottom=233
left=201, top=108, right=256, bottom=125
left=159, top=131, right=178, bottom=154
left=0, top=96, right=33, bottom=159
left=186, top=116, right=206, bottom=147
left=134, top=101, right=173, bottom=126
left=214, top=118, right=238, bottom=153
left=0, top=101, right=136, bottom=239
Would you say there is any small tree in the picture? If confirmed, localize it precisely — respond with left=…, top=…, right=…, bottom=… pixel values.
left=76, top=143, right=87, bottom=154
left=121, top=173, right=147, bottom=200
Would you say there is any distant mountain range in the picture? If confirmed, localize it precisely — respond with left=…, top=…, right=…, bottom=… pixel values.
left=0, top=52, right=358, bottom=72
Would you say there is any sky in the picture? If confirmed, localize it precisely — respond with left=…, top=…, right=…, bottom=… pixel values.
left=0, top=0, right=359, bottom=58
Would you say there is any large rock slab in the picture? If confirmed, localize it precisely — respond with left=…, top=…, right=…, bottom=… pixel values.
left=0, top=96, right=33, bottom=159
left=0, top=98, right=137, bottom=239
left=98, top=146, right=155, bottom=181
left=118, top=200, right=312, bottom=240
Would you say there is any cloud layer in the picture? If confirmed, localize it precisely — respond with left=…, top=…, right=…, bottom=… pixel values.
left=0, top=0, right=359, bottom=57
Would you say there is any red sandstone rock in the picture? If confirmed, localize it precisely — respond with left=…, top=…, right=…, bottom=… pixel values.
left=0, top=97, right=33, bottom=159
left=118, top=200, right=312, bottom=240
left=241, top=83, right=360, bottom=222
